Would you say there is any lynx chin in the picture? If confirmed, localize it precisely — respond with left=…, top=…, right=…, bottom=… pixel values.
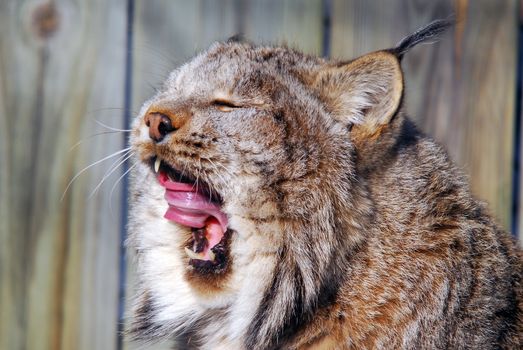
left=127, top=20, right=522, bottom=349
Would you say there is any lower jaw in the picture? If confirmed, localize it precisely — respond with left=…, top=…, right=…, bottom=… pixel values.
left=185, top=228, right=232, bottom=276
left=183, top=234, right=233, bottom=293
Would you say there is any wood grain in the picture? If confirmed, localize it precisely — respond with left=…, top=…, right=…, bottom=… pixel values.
left=332, top=0, right=518, bottom=229
left=131, top=0, right=323, bottom=114
left=518, top=0, right=523, bottom=241
left=239, top=0, right=323, bottom=55
left=0, top=0, right=127, bottom=349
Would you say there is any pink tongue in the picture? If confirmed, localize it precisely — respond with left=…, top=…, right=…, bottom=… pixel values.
left=159, top=172, right=227, bottom=249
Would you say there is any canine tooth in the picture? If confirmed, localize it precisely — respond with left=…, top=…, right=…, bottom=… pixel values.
left=184, top=247, right=197, bottom=259
left=184, top=247, right=204, bottom=260
left=154, top=158, right=161, bottom=173
left=208, top=250, right=215, bottom=262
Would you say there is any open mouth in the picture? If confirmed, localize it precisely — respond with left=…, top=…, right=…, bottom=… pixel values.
left=152, top=157, right=230, bottom=273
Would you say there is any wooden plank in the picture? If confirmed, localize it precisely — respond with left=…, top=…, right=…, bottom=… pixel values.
left=0, top=1, right=127, bottom=349
left=240, top=0, right=323, bottom=55
left=131, top=0, right=323, bottom=115
left=518, top=0, right=523, bottom=241
left=332, top=0, right=518, bottom=229
left=125, top=1, right=323, bottom=348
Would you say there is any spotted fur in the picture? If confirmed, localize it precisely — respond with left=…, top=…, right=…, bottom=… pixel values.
left=127, top=20, right=522, bottom=349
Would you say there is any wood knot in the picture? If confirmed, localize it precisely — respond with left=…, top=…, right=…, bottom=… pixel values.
left=32, top=2, right=59, bottom=40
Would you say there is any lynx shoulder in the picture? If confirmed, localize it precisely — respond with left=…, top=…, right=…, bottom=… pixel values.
left=127, top=20, right=522, bottom=349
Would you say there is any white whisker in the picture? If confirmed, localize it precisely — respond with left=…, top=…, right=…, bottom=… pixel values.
left=205, top=157, right=228, bottom=190
left=61, top=147, right=131, bottom=201
left=69, top=131, right=127, bottom=151
left=88, top=107, right=125, bottom=113
left=205, top=160, right=222, bottom=203
left=181, top=162, right=190, bottom=186
left=101, top=150, right=134, bottom=185
left=94, top=119, right=132, bottom=132
left=213, top=160, right=234, bottom=178
left=110, top=161, right=137, bottom=215
left=88, top=152, right=134, bottom=199
left=193, top=157, right=202, bottom=194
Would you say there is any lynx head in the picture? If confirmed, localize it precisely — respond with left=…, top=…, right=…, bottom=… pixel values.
left=128, top=20, right=452, bottom=348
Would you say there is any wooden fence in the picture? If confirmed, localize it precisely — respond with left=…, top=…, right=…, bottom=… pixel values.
left=0, top=1, right=520, bottom=349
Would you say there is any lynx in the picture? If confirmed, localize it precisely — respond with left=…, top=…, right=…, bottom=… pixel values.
left=127, top=20, right=522, bottom=349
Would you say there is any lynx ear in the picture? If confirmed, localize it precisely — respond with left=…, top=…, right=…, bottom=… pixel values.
left=314, top=19, right=452, bottom=135
left=314, top=51, right=403, bottom=133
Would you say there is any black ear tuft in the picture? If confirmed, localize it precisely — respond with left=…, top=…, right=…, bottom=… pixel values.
left=392, top=18, right=454, bottom=60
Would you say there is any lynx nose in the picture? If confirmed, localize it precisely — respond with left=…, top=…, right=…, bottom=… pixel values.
left=144, top=112, right=175, bottom=142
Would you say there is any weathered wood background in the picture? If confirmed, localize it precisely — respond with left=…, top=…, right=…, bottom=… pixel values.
left=0, top=0, right=520, bottom=349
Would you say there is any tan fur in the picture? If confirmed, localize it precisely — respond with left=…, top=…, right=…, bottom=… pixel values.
left=127, top=21, right=522, bottom=350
